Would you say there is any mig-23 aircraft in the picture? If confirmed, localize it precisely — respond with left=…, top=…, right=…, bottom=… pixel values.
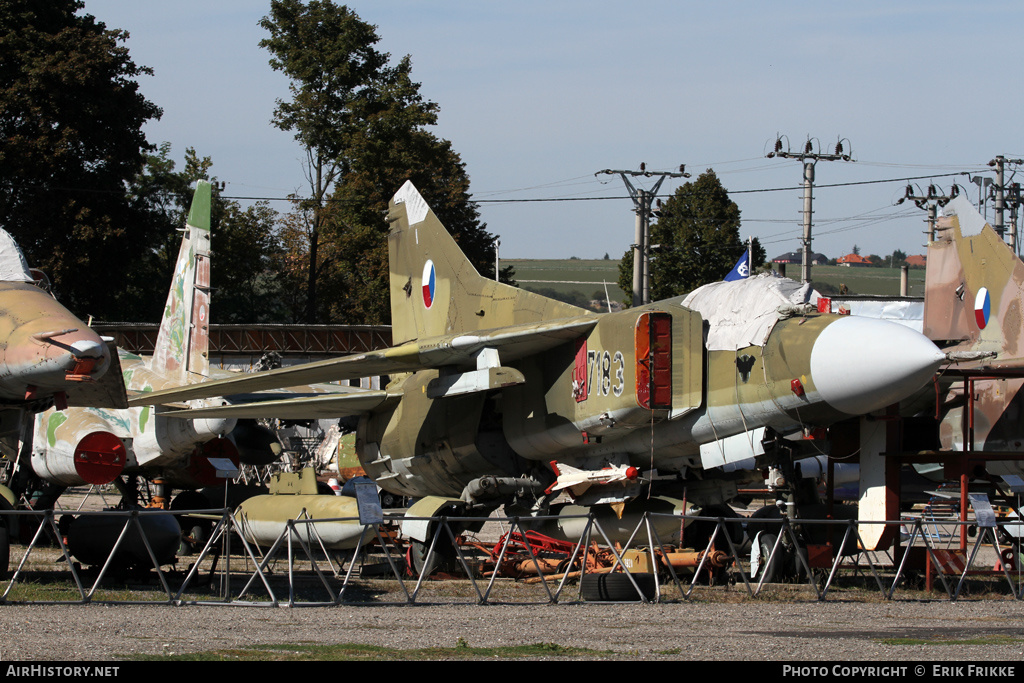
left=128, top=181, right=951, bottom=558
left=923, top=193, right=1024, bottom=485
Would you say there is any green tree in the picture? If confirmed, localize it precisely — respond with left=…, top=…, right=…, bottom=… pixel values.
left=618, top=170, right=742, bottom=302
left=136, top=146, right=287, bottom=323
left=261, top=1, right=505, bottom=324
left=324, top=127, right=507, bottom=324
left=0, top=0, right=163, bottom=319
left=259, top=0, right=410, bottom=323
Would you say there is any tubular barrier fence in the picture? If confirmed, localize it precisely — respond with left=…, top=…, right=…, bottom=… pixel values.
left=0, top=506, right=1023, bottom=606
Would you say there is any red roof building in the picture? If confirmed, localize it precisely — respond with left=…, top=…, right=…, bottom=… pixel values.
left=836, top=253, right=872, bottom=267
left=905, top=254, right=926, bottom=268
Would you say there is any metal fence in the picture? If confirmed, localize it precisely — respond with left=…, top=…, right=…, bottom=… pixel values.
left=1, top=506, right=1022, bottom=606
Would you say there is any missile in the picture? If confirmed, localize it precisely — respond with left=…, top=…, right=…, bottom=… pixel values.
left=545, top=461, right=640, bottom=498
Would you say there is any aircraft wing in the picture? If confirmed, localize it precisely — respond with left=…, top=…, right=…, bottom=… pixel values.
left=127, top=315, right=596, bottom=407
left=163, top=387, right=391, bottom=419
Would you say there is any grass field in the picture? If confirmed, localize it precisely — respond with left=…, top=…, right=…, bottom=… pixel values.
left=506, top=258, right=623, bottom=306
left=505, top=258, right=922, bottom=303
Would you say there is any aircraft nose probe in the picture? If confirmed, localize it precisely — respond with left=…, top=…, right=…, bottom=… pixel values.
left=809, top=316, right=947, bottom=415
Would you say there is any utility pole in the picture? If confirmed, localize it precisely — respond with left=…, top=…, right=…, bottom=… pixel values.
left=1008, top=182, right=1021, bottom=255
left=767, top=137, right=853, bottom=284
left=494, top=237, right=500, bottom=281
left=967, top=174, right=992, bottom=220
left=897, top=183, right=960, bottom=244
left=987, top=155, right=1024, bottom=245
left=597, top=165, right=690, bottom=306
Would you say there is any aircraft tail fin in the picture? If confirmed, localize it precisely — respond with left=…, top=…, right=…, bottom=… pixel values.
left=151, top=181, right=212, bottom=381
left=386, top=181, right=592, bottom=345
left=924, top=194, right=1024, bottom=360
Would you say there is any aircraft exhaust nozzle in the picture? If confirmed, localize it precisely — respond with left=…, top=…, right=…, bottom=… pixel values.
left=29, top=430, right=127, bottom=488
left=809, top=317, right=946, bottom=416
left=72, top=431, right=126, bottom=485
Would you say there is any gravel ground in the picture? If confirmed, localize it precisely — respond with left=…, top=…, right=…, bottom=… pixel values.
left=5, top=492, right=1019, bottom=662
left=0, top=599, right=1023, bottom=661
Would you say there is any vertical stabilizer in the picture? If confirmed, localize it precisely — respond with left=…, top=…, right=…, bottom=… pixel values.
left=152, top=181, right=212, bottom=381
left=925, top=195, right=1024, bottom=360
left=386, top=181, right=591, bottom=346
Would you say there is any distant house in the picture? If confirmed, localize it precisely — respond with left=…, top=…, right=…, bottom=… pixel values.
left=905, top=254, right=927, bottom=268
left=771, top=251, right=829, bottom=265
left=836, top=253, right=872, bottom=267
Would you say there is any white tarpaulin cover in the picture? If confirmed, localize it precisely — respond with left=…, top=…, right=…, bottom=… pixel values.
left=680, top=273, right=818, bottom=351
left=826, top=298, right=923, bottom=332
left=0, top=230, right=33, bottom=282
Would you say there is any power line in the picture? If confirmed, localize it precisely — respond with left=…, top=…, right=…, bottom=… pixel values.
left=0, top=170, right=977, bottom=206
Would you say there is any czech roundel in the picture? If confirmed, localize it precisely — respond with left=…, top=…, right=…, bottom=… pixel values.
left=422, top=260, right=436, bottom=309
left=974, top=287, right=990, bottom=329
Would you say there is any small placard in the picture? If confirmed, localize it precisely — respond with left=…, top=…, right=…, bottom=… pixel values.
left=207, top=457, right=240, bottom=479
left=968, top=493, right=996, bottom=528
left=355, top=481, right=384, bottom=525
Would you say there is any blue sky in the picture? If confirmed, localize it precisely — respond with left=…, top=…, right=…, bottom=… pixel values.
left=83, top=1, right=1021, bottom=261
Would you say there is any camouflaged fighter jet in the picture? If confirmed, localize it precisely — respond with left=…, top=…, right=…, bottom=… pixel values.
left=0, top=226, right=125, bottom=472
left=0, top=227, right=125, bottom=576
left=127, top=181, right=950, bottom=548
left=923, top=194, right=1024, bottom=485
left=22, top=181, right=241, bottom=507
left=0, top=228, right=122, bottom=418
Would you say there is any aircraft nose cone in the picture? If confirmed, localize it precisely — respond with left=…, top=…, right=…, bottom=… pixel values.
left=810, top=316, right=945, bottom=415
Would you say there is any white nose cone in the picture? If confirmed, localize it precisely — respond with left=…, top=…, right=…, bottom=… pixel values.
left=810, top=317, right=946, bottom=415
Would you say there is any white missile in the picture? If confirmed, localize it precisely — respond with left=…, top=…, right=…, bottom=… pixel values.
left=546, top=461, right=641, bottom=498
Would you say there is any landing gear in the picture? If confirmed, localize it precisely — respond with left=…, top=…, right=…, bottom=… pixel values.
left=170, top=490, right=214, bottom=555
left=406, top=536, right=457, bottom=577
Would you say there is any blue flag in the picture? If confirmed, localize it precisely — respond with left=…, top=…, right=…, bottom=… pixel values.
left=724, top=251, right=750, bottom=281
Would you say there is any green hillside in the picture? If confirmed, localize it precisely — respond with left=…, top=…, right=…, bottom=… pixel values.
left=505, top=259, right=922, bottom=303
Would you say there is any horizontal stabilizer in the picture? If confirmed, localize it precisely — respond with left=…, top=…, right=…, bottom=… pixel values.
left=128, top=315, right=596, bottom=407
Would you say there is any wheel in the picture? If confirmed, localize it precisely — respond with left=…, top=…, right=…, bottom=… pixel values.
left=170, top=491, right=214, bottom=555
left=754, top=532, right=779, bottom=583
left=580, top=572, right=657, bottom=601
left=685, top=504, right=745, bottom=550
left=406, top=537, right=456, bottom=578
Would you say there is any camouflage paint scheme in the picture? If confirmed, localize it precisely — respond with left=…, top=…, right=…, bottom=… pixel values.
left=923, top=196, right=1024, bottom=476
left=131, top=182, right=945, bottom=516
left=0, top=228, right=124, bottom=477
left=28, top=182, right=238, bottom=489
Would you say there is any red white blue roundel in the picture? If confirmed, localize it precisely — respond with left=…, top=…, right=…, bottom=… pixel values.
left=974, top=287, right=990, bottom=329
left=422, top=260, right=436, bottom=309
